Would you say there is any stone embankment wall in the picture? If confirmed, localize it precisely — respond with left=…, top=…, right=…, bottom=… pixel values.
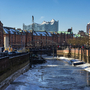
left=0, top=53, right=30, bottom=83
left=57, top=48, right=90, bottom=63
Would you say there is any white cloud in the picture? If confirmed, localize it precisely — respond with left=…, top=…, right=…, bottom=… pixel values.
left=40, top=16, right=44, bottom=20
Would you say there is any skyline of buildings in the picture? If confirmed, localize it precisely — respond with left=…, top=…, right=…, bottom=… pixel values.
left=0, top=20, right=89, bottom=52
left=2, top=19, right=90, bottom=34
left=0, top=20, right=74, bottom=51
left=3, top=26, right=73, bottom=50
left=2, top=18, right=89, bottom=34
left=1, top=0, right=90, bottom=34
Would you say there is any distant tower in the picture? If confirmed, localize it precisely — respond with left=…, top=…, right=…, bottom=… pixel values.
left=86, top=23, right=90, bottom=33
left=32, top=15, right=34, bottom=31
left=32, top=16, right=34, bottom=46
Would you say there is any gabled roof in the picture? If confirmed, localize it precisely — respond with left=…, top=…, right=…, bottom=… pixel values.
left=35, top=31, right=47, bottom=36
left=3, top=27, right=25, bottom=35
left=33, top=31, right=52, bottom=36
left=46, top=32, right=52, bottom=36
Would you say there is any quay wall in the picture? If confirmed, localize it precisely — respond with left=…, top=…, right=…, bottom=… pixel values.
left=0, top=53, right=30, bottom=83
left=57, top=48, right=90, bottom=63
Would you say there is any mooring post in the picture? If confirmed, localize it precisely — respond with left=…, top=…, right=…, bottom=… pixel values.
left=68, top=46, right=71, bottom=58
left=81, top=48, right=82, bottom=61
left=74, top=47, right=75, bottom=58
left=88, top=48, right=90, bottom=63
left=53, top=47, right=54, bottom=58
left=29, top=52, right=32, bottom=68
left=78, top=47, right=79, bottom=59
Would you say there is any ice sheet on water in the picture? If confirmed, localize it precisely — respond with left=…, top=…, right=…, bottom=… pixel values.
left=6, top=84, right=53, bottom=90
left=5, top=65, right=54, bottom=90
left=6, top=56, right=90, bottom=90
left=46, top=65, right=59, bottom=67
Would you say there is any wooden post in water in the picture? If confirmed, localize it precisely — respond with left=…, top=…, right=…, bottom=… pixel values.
left=89, top=29, right=90, bottom=47
left=78, top=48, right=79, bottom=59
left=81, top=48, right=82, bottom=61
left=29, top=52, right=32, bottom=68
left=53, top=47, right=54, bottom=59
left=74, top=47, right=75, bottom=58
left=88, top=48, right=89, bottom=63
left=88, top=29, right=90, bottom=63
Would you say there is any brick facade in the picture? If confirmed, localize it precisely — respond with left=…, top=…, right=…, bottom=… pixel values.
left=3, top=30, right=73, bottom=49
left=3, top=24, right=73, bottom=50
left=0, top=21, right=3, bottom=47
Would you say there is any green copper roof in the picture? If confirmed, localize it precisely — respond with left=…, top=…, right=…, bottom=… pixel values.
left=57, top=31, right=72, bottom=34
left=57, top=31, right=62, bottom=34
left=74, top=34, right=81, bottom=37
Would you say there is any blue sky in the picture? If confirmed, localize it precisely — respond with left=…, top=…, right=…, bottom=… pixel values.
left=0, top=0, right=90, bottom=34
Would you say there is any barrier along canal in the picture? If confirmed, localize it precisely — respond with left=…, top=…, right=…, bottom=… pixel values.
left=4, top=54, right=90, bottom=90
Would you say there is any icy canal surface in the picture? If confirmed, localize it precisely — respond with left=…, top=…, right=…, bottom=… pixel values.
left=5, top=56, right=90, bottom=90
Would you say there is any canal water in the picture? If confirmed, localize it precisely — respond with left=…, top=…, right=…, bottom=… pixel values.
left=5, top=56, right=90, bottom=90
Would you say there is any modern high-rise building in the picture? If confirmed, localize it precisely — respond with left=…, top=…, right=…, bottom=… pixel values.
left=86, top=22, right=90, bottom=33
left=23, top=19, right=59, bottom=32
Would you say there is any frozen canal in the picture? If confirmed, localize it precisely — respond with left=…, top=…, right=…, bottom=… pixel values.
left=5, top=56, right=90, bottom=90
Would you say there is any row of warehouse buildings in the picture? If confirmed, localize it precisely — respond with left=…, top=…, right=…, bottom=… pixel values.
left=0, top=21, right=74, bottom=52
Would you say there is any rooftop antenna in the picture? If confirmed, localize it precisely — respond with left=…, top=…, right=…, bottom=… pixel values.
left=32, top=15, right=34, bottom=23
